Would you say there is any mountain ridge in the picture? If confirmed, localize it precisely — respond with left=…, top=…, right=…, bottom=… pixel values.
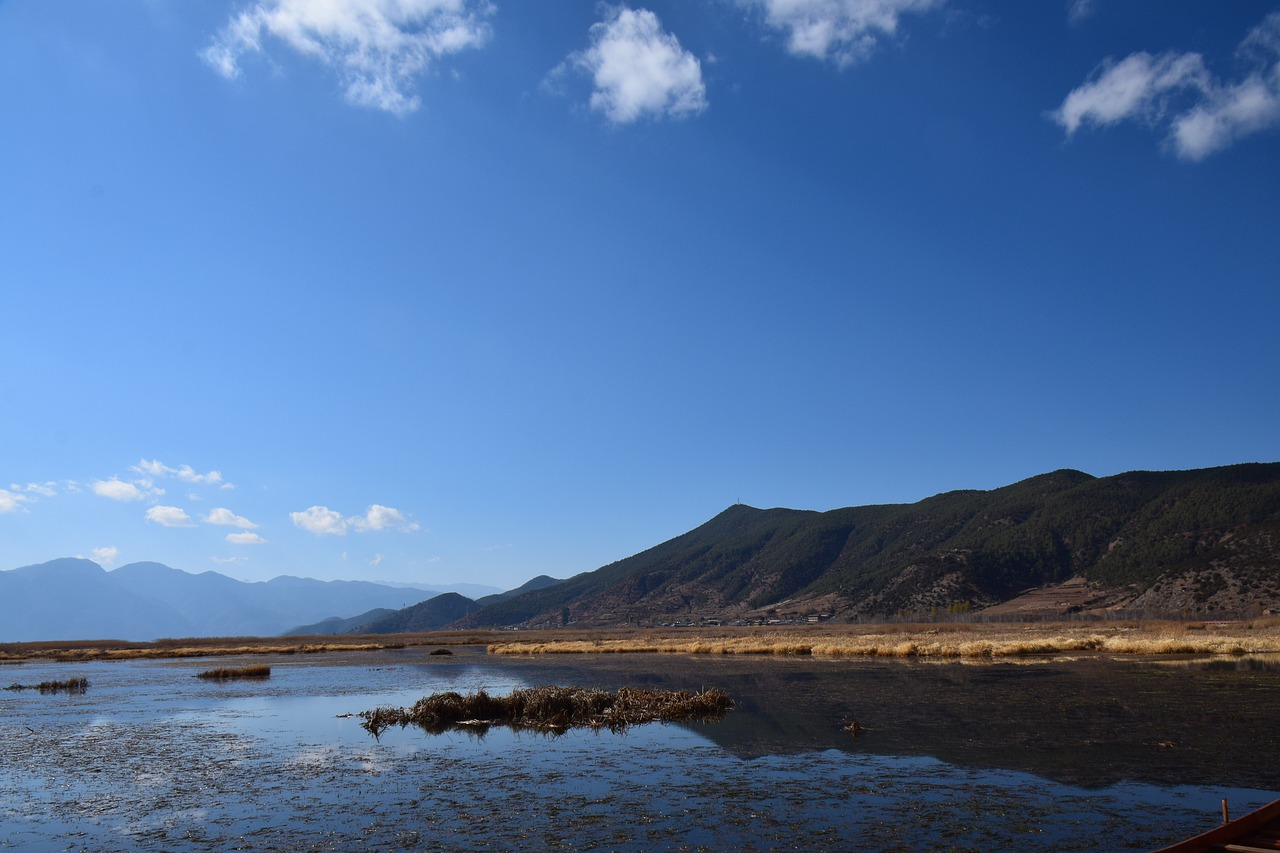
left=449, top=462, right=1280, bottom=628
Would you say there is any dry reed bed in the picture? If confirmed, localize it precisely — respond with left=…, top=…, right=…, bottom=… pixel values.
left=360, top=685, right=733, bottom=737
left=0, top=641, right=405, bottom=663
left=489, top=625, right=1280, bottom=659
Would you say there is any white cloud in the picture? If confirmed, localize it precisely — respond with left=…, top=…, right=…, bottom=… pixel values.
left=349, top=504, right=420, bottom=533
left=0, top=489, right=28, bottom=514
left=92, top=546, right=119, bottom=566
left=203, top=0, right=494, bottom=116
left=291, top=505, right=349, bottom=535
left=565, top=6, right=707, bottom=124
left=227, top=531, right=268, bottom=545
left=145, top=505, right=196, bottom=527
left=743, top=0, right=940, bottom=67
left=1052, top=13, right=1280, bottom=160
left=291, top=503, right=420, bottom=535
left=203, top=507, right=259, bottom=529
left=210, top=555, right=246, bottom=565
left=93, top=478, right=148, bottom=501
left=369, top=553, right=384, bottom=566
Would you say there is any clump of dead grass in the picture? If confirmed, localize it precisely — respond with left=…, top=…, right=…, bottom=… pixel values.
left=196, top=664, right=271, bottom=681
left=360, top=685, right=733, bottom=737
left=4, top=677, right=89, bottom=694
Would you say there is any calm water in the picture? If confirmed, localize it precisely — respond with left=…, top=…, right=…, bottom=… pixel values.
left=1, top=647, right=1277, bottom=851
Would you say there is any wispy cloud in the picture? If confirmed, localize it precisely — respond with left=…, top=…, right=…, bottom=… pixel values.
left=742, top=0, right=941, bottom=67
left=145, top=505, right=196, bottom=527
left=203, top=0, right=495, bottom=116
left=291, top=504, right=420, bottom=535
left=92, top=546, right=119, bottom=566
left=1052, top=12, right=1280, bottom=160
left=226, top=531, right=268, bottom=545
left=210, top=555, right=246, bottom=565
left=10, top=482, right=57, bottom=497
left=202, top=507, right=259, bottom=529
left=1067, top=0, right=1097, bottom=26
left=1052, top=52, right=1210, bottom=134
left=556, top=6, right=707, bottom=124
left=132, top=459, right=226, bottom=487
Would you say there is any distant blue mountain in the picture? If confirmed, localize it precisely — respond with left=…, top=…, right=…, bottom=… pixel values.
left=0, top=558, right=479, bottom=642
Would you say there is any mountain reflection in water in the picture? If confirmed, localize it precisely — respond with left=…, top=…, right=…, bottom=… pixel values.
left=0, top=647, right=1276, bottom=851
left=489, top=651, right=1280, bottom=790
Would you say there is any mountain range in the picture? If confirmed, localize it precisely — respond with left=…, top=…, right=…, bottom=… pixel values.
left=8, top=463, right=1279, bottom=641
left=0, top=559, right=496, bottom=642
left=442, top=462, right=1280, bottom=629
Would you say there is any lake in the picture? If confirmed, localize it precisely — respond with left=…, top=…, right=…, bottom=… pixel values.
left=2, top=647, right=1277, bottom=851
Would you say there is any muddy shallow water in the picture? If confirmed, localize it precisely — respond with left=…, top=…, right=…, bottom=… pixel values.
left=2, top=648, right=1277, bottom=851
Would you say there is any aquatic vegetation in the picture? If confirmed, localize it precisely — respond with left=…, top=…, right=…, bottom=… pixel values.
left=196, top=665, right=271, bottom=681
left=360, top=685, right=733, bottom=737
left=3, top=677, right=89, bottom=694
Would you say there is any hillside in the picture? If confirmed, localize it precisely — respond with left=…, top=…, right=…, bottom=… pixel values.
left=282, top=608, right=398, bottom=636
left=454, top=463, right=1280, bottom=628
left=358, top=592, right=483, bottom=633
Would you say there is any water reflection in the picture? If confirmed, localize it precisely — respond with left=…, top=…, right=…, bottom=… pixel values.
left=1144, top=653, right=1280, bottom=672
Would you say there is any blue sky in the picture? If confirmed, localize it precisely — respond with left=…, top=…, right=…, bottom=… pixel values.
left=2, top=1, right=1278, bottom=589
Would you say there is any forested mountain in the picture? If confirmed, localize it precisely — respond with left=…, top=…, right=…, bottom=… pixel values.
left=453, top=463, right=1280, bottom=628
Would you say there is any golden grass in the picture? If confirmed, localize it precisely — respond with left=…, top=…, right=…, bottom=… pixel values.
left=488, top=621, right=1280, bottom=660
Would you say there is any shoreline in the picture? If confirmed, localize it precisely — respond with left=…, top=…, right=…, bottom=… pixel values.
left=5, top=618, right=1280, bottom=663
